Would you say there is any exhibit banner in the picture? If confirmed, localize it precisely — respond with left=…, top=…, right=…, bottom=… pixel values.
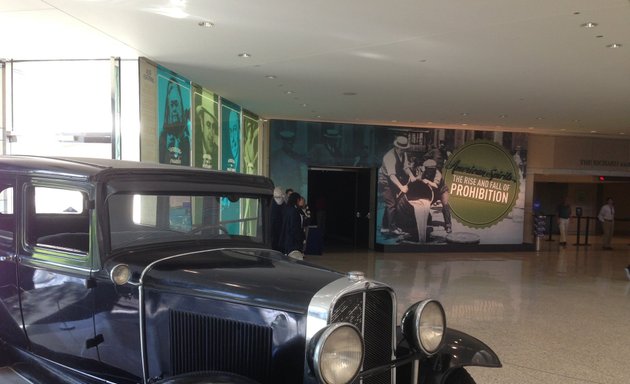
left=220, top=98, right=241, bottom=233
left=221, top=98, right=241, bottom=173
left=242, top=111, right=260, bottom=175
left=193, top=85, right=220, bottom=169
left=157, top=66, right=191, bottom=166
left=139, top=58, right=158, bottom=162
left=242, top=111, right=260, bottom=236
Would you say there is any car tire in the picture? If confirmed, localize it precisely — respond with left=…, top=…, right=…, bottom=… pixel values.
left=443, top=368, right=476, bottom=384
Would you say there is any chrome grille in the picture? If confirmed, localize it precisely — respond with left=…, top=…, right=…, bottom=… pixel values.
left=331, top=288, right=394, bottom=384
left=169, top=310, right=272, bottom=383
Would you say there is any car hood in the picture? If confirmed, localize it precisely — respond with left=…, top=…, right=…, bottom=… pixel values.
left=119, top=248, right=343, bottom=314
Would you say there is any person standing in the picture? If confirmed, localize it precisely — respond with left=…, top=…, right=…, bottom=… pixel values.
left=556, top=197, right=571, bottom=247
left=378, top=136, right=416, bottom=236
left=271, top=187, right=286, bottom=252
left=597, top=197, right=615, bottom=250
left=280, top=192, right=306, bottom=257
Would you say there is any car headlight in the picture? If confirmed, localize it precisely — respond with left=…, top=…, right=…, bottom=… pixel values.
left=401, top=299, right=446, bottom=355
left=110, top=264, right=131, bottom=285
left=308, top=323, right=364, bottom=384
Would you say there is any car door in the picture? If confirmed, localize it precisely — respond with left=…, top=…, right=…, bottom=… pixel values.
left=0, top=177, right=28, bottom=348
left=17, top=179, right=99, bottom=365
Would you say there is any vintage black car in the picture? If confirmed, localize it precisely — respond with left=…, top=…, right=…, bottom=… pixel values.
left=0, top=156, right=500, bottom=384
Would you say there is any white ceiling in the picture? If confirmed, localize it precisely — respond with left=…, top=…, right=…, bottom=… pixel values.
left=2, top=0, right=630, bottom=137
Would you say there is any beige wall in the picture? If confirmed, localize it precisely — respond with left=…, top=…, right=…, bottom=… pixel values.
left=526, top=135, right=630, bottom=241
left=529, top=135, right=630, bottom=174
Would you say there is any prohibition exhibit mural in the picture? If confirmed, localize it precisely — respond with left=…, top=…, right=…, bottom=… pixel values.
left=269, top=121, right=527, bottom=248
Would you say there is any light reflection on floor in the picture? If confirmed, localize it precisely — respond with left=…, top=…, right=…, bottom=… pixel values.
left=308, top=235, right=630, bottom=384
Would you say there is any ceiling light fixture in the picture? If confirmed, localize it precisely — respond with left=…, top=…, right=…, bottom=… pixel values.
left=581, top=22, right=598, bottom=28
left=606, top=43, right=622, bottom=48
left=198, top=21, right=214, bottom=27
left=590, top=130, right=598, bottom=133
left=238, top=52, right=251, bottom=58
left=285, top=90, right=294, bottom=95
left=265, top=75, right=276, bottom=79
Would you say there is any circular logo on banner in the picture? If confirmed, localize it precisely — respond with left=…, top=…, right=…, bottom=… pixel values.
left=443, top=140, right=520, bottom=228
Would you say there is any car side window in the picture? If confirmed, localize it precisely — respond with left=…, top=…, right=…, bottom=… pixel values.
left=27, top=186, right=89, bottom=254
left=0, top=185, right=15, bottom=255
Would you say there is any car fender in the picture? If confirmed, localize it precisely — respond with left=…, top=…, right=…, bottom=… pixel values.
left=396, top=327, right=501, bottom=383
left=438, top=328, right=501, bottom=369
left=154, top=371, right=262, bottom=384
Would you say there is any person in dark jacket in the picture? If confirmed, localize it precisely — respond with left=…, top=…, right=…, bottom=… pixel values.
left=271, top=187, right=286, bottom=252
left=280, top=192, right=305, bottom=256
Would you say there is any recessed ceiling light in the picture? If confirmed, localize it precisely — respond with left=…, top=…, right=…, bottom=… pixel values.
left=265, top=75, right=276, bottom=79
left=461, top=123, right=468, bottom=126
left=285, top=90, right=294, bottom=95
left=596, top=35, right=604, bottom=38
left=499, top=114, right=508, bottom=118
left=391, top=120, right=398, bottom=123
left=590, top=130, right=598, bottom=133
left=238, top=52, right=252, bottom=58
left=461, top=112, right=469, bottom=117
left=528, top=127, right=534, bottom=130
left=301, top=103, right=307, bottom=107
left=342, top=92, right=357, bottom=96
left=606, top=43, right=622, bottom=48
left=198, top=21, right=214, bottom=27
left=620, top=132, right=625, bottom=135
left=419, top=59, right=427, bottom=63
left=573, top=11, right=581, bottom=15
left=581, top=22, right=598, bottom=28
left=536, top=117, right=544, bottom=120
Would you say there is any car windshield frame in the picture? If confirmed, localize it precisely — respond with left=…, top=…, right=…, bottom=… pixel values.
left=106, top=190, right=265, bottom=252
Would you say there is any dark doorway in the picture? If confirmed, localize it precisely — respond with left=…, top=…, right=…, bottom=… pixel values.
left=308, top=168, right=372, bottom=251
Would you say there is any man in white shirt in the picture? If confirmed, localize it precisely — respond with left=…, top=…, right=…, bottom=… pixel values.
left=597, top=197, right=615, bottom=250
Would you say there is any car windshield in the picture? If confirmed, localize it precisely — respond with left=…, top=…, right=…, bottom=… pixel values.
left=107, top=191, right=263, bottom=251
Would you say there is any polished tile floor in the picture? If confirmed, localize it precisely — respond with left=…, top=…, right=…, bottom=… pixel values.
left=308, top=235, right=630, bottom=384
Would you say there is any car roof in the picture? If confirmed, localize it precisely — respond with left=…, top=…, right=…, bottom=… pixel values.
left=0, top=155, right=274, bottom=191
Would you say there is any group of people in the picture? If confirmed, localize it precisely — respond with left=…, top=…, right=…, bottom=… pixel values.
left=378, top=136, right=452, bottom=243
left=558, top=196, right=630, bottom=280
left=556, top=196, right=616, bottom=250
left=271, top=187, right=311, bottom=259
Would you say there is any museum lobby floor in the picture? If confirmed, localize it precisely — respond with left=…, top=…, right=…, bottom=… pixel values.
left=308, top=235, right=630, bottom=384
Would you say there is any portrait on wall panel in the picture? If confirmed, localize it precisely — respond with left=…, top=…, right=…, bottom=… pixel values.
left=157, top=67, right=191, bottom=166
left=220, top=99, right=241, bottom=233
left=242, top=112, right=260, bottom=236
left=221, top=100, right=241, bottom=173
left=193, top=87, right=219, bottom=169
left=242, top=112, right=260, bottom=175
